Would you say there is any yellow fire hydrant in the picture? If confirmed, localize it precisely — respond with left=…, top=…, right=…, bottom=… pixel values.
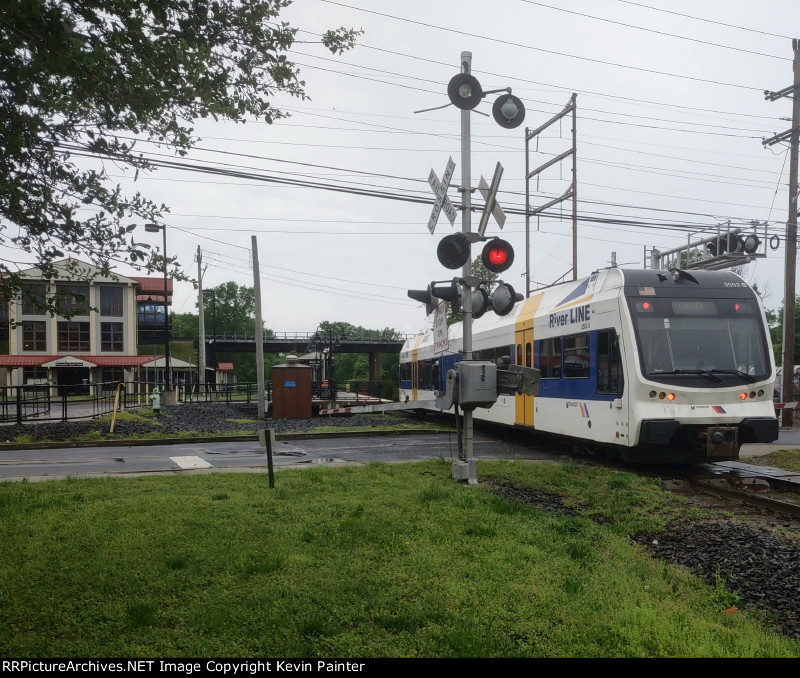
left=149, top=387, right=161, bottom=414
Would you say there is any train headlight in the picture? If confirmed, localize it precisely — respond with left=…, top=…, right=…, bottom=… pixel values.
left=758, top=389, right=765, bottom=397
left=749, top=391, right=756, bottom=399
left=666, top=392, right=676, bottom=401
left=739, top=392, right=748, bottom=401
left=649, top=390, right=657, bottom=398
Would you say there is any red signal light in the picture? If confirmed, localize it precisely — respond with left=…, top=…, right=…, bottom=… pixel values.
left=481, top=238, right=514, bottom=273
left=487, top=247, right=508, bottom=267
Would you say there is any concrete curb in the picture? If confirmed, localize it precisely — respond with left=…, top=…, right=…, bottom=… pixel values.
left=0, top=427, right=453, bottom=451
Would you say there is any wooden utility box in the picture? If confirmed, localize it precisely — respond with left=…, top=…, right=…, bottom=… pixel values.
left=272, top=357, right=313, bottom=419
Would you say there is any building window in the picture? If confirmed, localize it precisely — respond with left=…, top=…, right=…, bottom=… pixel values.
left=101, top=322, right=124, bottom=352
left=137, top=302, right=165, bottom=325
left=101, top=368, right=124, bottom=387
left=23, top=367, right=48, bottom=384
left=57, top=321, right=90, bottom=352
left=55, top=283, right=90, bottom=316
left=100, top=286, right=124, bottom=316
left=22, top=321, right=46, bottom=351
left=21, top=283, right=47, bottom=315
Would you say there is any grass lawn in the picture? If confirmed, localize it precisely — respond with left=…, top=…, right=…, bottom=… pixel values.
left=742, top=448, right=800, bottom=473
left=1, top=459, right=798, bottom=658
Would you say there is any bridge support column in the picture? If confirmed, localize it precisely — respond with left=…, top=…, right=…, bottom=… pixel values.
left=369, top=351, right=383, bottom=382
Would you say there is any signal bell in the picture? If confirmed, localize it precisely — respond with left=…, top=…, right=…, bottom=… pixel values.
left=492, top=93, right=526, bottom=129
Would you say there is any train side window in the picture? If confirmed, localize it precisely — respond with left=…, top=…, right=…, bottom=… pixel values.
left=525, top=342, right=532, bottom=368
left=597, top=330, right=624, bottom=395
left=564, top=334, right=589, bottom=379
left=539, top=338, right=562, bottom=379
left=516, top=344, right=523, bottom=366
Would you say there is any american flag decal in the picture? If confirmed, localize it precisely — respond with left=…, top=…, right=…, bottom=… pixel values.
left=580, top=403, right=590, bottom=418
left=712, top=405, right=727, bottom=414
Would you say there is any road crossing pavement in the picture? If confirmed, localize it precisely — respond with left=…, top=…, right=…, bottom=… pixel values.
left=0, top=432, right=556, bottom=482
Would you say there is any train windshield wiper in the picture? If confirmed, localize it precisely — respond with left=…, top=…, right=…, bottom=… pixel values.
left=709, top=369, right=757, bottom=383
left=649, top=369, right=722, bottom=382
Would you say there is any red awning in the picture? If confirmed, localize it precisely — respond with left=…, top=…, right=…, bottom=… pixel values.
left=0, top=355, right=157, bottom=368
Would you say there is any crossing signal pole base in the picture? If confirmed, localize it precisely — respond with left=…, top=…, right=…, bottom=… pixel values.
left=452, top=458, right=477, bottom=485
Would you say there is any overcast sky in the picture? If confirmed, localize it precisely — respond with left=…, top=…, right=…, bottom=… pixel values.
left=43, top=1, right=800, bottom=335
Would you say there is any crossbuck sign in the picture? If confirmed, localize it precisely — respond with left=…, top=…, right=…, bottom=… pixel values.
left=427, top=156, right=457, bottom=234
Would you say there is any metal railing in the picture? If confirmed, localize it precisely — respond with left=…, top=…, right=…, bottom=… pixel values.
left=312, top=380, right=384, bottom=401
left=0, top=378, right=387, bottom=424
left=180, top=381, right=271, bottom=405
left=0, top=381, right=127, bottom=424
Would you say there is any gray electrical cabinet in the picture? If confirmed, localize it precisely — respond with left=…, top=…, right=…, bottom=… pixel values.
left=458, top=361, right=497, bottom=410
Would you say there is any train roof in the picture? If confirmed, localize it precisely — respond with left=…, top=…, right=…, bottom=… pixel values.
left=402, top=267, right=756, bottom=353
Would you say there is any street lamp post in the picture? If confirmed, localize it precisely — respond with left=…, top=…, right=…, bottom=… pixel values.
left=145, top=223, right=171, bottom=392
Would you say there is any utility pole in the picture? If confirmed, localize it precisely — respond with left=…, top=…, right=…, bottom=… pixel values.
left=197, top=246, right=206, bottom=394
left=459, top=51, right=476, bottom=483
left=524, top=94, right=577, bottom=295
left=764, top=40, right=800, bottom=427
left=252, top=236, right=266, bottom=420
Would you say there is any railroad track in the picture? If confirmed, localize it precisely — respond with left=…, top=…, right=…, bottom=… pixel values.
left=422, top=413, right=800, bottom=520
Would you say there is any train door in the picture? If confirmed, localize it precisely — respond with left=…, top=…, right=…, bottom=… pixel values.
left=514, top=296, right=543, bottom=427
left=514, top=326, right=534, bottom=426
left=411, top=358, right=419, bottom=401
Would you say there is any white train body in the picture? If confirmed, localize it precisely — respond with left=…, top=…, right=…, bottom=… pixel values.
left=400, top=268, right=779, bottom=463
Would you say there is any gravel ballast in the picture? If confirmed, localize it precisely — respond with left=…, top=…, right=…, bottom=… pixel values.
left=0, top=402, right=414, bottom=442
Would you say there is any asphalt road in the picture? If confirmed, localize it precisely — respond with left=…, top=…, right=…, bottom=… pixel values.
left=0, top=432, right=558, bottom=482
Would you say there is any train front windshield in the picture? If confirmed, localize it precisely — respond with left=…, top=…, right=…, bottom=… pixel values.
left=629, top=297, right=771, bottom=383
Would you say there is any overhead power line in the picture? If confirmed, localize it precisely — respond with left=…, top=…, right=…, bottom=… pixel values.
left=520, top=0, right=788, bottom=60
left=319, top=0, right=767, bottom=91
left=615, top=0, right=794, bottom=40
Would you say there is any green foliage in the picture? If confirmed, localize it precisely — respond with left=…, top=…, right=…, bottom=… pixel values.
left=0, top=1, right=359, bottom=307
left=742, top=449, right=800, bottom=473
left=315, top=321, right=402, bottom=398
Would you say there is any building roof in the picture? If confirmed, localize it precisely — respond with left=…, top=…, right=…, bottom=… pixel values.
left=18, top=258, right=139, bottom=285
left=0, top=355, right=155, bottom=368
left=141, top=357, right=196, bottom=369
left=133, top=276, right=173, bottom=303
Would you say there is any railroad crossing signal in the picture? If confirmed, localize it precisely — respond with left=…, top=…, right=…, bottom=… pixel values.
left=477, top=162, right=506, bottom=237
left=427, top=156, right=457, bottom=234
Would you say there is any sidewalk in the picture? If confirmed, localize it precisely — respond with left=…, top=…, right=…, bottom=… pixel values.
left=740, top=427, right=800, bottom=457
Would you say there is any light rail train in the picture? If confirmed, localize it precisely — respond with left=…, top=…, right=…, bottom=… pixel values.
left=400, top=268, right=779, bottom=463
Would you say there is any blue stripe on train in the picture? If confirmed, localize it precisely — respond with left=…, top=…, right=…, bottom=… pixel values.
left=535, top=330, right=618, bottom=402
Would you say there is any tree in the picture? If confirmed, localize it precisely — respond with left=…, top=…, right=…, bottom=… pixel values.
left=204, top=282, right=257, bottom=336
left=766, top=297, right=800, bottom=366
left=0, top=1, right=359, bottom=310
